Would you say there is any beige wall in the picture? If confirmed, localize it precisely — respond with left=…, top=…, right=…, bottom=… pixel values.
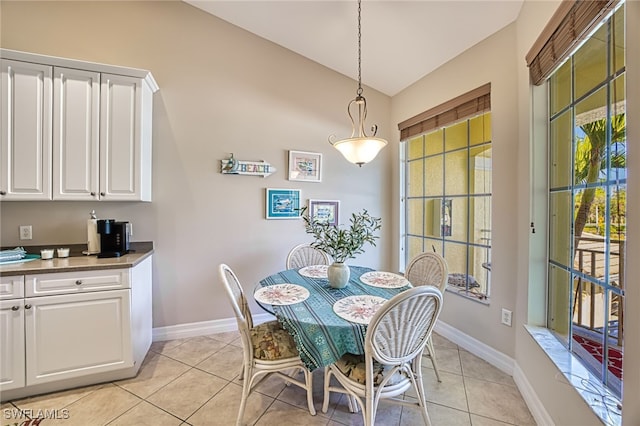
left=392, top=21, right=519, bottom=358
left=3, top=1, right=639, bottom=423
left=0, top=1, right=393, bottom=327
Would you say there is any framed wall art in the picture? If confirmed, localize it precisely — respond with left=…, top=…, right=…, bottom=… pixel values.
left=308, top=199, right=340, bottom=226
left=288, top=150, right=322, bottom=182
left=266, top=188, right=302, bottom=220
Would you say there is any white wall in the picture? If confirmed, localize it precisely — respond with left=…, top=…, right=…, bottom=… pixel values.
left=0, top=1, right=392, bottom=328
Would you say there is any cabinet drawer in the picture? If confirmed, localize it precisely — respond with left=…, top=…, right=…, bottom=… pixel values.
left=26, top=269, right=130, bottom=297
left=0, top=276, right=24, bottom=300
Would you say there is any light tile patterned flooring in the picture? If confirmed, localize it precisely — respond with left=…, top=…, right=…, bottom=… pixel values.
left=1, top=332, right=535, bottom=425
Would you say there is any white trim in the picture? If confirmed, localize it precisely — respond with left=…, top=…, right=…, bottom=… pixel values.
left=513, top=363, right=555, bottom=426
left=151, top=315, right=550, bottom=424
left=435, top=320, right=553, bottom=425
left=0, top=48, right=159, bottom=92
left=434, top=320, right=514, bottom=375
left=151, top=313, right=274, bottom=342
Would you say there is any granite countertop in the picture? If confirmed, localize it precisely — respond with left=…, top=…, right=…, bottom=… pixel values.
left=0, top=242, right=153, bottom=276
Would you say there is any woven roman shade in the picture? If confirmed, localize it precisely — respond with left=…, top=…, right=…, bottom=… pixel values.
left=398, top=83, right=490, bottom=141
left=526, top=0, right=620, bottom=86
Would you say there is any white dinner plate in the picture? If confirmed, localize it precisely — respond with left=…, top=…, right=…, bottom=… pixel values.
left=254, top=284, right=310, bottom=305
left=298, top=264, right=329, bottom=279
left=360, top=271, right=410, bottom=289
left=333, top=295, right=387, bottom=325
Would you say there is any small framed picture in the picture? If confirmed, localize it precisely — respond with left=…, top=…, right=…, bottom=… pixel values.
left=266, top=188, right=302, bottom=220
left=309, top=199, right=340, bottom=226
left=288, top=150, right=322, bottom=182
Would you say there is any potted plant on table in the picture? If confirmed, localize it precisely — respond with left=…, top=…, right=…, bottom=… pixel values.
left=301, top=208, right=382, bottom=288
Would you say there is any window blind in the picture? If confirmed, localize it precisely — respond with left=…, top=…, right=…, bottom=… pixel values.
left=526, top=0, right=620, bottom=85
left=397, top=83, right=490, bottom=141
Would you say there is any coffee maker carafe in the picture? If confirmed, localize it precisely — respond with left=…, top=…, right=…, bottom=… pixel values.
left=96, top=219, right=131, bottom=258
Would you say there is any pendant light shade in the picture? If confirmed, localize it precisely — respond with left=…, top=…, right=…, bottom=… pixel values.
left=329, top=0, right=387, bottom=167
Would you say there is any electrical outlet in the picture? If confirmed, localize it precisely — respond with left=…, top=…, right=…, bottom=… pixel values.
left=501, top=308, right=512, bottom=327
left=19, top=225, right=33, bottom=240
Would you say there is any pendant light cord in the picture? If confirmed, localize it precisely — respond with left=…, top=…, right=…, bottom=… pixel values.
left=357, top=0, right=363, bottom=97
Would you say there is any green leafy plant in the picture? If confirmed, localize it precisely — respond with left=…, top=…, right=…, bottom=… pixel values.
left=301, top=208, right=382, bottom=263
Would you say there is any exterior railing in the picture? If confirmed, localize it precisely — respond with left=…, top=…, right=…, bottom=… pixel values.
left=572, top=237, right=625, bottom=347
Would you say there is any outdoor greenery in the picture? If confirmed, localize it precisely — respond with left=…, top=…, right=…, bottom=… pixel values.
left=301, top=208, right=381, bottom=263
left=573, top=113, right=626, bottom=245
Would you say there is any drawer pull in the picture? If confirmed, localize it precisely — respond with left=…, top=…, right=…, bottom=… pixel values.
left=25, top=304, right=32, bottom=309
left=76, top=280, right=83, bottom=285
left=11, top=306, right=19, bottom=311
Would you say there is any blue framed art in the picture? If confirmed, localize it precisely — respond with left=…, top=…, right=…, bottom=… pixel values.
left=266, top=188, right=302, bottom=219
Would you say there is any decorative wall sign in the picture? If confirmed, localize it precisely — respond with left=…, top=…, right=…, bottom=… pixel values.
left=288, top=150, right=322, bottom=182
left=308, top=199, right=340, bottom=226
left=220, top=153, right=276, bottom=178
left=266, top=188, right=302, bottom=220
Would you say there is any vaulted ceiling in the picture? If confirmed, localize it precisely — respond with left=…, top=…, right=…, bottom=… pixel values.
left=185, top=0, right=524, bottom=96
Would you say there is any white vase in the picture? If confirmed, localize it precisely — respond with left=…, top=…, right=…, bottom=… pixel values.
left=327, top=262, right=350, bottom=289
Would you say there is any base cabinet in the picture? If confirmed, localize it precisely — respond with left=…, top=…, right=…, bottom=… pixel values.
left=25, top=290, right=132, bottom=386
left=0, top=256, right=152, bottom=400
left=0, top=299, right=25, bottom=390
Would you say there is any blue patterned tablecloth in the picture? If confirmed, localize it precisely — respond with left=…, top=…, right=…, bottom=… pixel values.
left=258, top=265, right=410, bottom=370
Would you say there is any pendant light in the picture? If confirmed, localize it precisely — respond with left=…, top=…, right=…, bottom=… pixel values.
left=329, top=0, right=387, bottom=167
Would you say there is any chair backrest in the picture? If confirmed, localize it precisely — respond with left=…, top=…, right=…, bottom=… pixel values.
left=286, top=243, right=331, bottom=269
left=219, top=263, right=254, bottom=332
left=365, top=286, right=442, bottom=365
left=405, top=251, right=449, bottom=292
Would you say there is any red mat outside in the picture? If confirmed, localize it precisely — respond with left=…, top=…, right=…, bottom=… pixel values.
left=573, top=334, right=623, bottom=379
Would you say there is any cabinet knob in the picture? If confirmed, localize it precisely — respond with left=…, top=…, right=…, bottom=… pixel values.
left=11, top=305, right=19, bottom=311
left=0, top=190, right=6, bottom=195
left=76, top=280, right=83, bottom=285
left=25, top=304, right=32, bottom=309
left=91, top=192, right=96, bottom=196
left=100, top=192, right=106, bottom=196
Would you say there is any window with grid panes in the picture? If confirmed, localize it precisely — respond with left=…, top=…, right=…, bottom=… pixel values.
left=546, top=4, right=626, bottom=398
left=403, top=112, right=491, bottom=302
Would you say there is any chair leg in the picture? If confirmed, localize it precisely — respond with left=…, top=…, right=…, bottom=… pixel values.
left=236, top=363, right=252, bottom=426
left=322, top=367, right=332, bottom=414
left=426, top=337, right=442, bottom=382
left=304, top=368, right=316, bottom=415
left=412, top=360, right=432, bottom=426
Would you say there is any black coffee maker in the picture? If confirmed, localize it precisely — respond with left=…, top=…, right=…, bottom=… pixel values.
left=96, top=219, right=131, bottom=258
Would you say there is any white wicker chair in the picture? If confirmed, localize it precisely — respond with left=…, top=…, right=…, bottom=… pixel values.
left=322, top=286, right=443, bottom=426
left=219, top=264, right=316, bottom=425
left=405, top=251, right=449, bottom=382
left=286, top=243, right=331, bottom=269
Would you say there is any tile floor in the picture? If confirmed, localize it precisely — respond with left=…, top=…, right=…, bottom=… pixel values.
left=1, top=332, right=535, bottom=425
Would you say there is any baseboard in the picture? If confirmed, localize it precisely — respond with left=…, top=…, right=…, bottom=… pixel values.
left=434, top=320, right=552, bottom=425
left=513, top=363, right=555, bottom=426
left=151, top=316, right=550, bottom=424
left=433, top=320, right=515, bottom=375
left=152, top=313, right=274, bottom=341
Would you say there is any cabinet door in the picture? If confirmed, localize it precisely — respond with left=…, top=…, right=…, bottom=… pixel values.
left=0, top=299, right=26, bottom=391
left=0, top=59, right=52, bottom=200
left=52, top=67, right=100, bottom=200
left=25, top=290, right=132, bottom=386
left=100, top=74, right=147, bottom=201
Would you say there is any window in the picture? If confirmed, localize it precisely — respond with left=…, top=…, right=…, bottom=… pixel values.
left=399, top=87, right=491, bottom=302
left=546, top=4, right=625, bottom=398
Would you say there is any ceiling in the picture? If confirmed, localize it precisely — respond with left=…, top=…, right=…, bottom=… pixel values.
left=184, top=0, right=524, bottom=96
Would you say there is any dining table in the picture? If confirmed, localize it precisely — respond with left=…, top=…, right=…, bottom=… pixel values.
left=255, top=264, right=412, bottom=371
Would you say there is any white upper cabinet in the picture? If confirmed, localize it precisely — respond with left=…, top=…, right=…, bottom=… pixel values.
left=52, top=67, right=100, bottom=200
left=0, top=59, right=53, bottom=200
left=0, top=49, right=158, bottom=202
left=100, top=74, right=153, bottom=201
